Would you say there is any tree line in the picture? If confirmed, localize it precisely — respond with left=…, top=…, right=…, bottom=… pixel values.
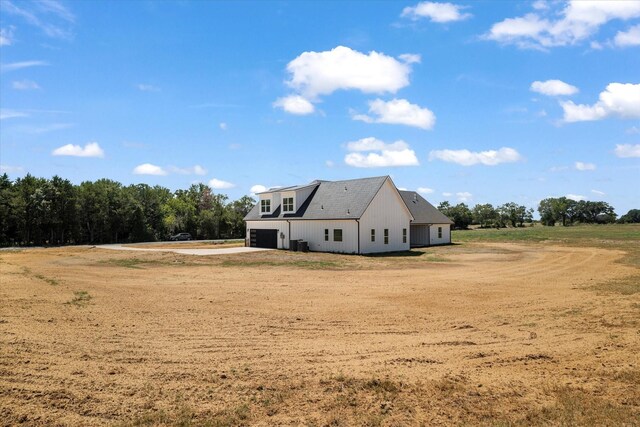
left=437, top=198, right=637, bottom=230
left=0, top=174, right=255, bottom=246
left=437, top=201, right=534, bottom=230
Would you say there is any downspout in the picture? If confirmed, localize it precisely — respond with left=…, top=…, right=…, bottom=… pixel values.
left=287, top=220, right=291, bottom=250
left=356, top=219, right=360, bottom=254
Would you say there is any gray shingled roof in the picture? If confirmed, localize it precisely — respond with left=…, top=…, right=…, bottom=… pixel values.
left=399, top=191, right=453, bottom=225
left=245, top=176, right=389, bottom=221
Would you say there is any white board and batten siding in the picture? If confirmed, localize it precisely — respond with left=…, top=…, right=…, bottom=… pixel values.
left=245, top=219, right=360, bottom=252
left=291, top=220, right=358, bottom=254
left=429, top=224, right=451, bottom=246
left=359, top=179, right=412, bottom=253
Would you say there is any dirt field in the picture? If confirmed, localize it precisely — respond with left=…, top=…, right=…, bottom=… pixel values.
left=1, top=229, right=639, bottom=426
left=127, top=241, right=244, bottom=250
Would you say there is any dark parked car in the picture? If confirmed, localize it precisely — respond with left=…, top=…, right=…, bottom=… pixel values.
left=169, top=232, right=192, bottom=241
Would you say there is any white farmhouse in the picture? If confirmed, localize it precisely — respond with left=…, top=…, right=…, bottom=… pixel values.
left=244, top=176, right=452, bottom=254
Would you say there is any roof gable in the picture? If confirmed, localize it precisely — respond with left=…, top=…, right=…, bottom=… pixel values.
left=399, top=191, right=454, bottom=225
left=245, top=176, right=392, bottom=221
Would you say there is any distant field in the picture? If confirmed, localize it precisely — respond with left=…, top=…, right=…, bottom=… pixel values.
left=454, top=223, right=640, bottom=264
left=0, top=225, right=638, bottom=425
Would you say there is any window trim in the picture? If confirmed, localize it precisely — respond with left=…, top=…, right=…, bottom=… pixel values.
left=324, top=229, right=329, bottom=241
left=333, top=229, right=343, bottom=242
left=282, top=197, right=294, bottom=213
left=438, top=226, right=443, bottom=239
left=384, top=228, right=389, bottom=245
left=403, top=228, right=407, bottom=244
left=260, top=199, right=271, bottom=213
left=370, top=229, right=375, bottom=242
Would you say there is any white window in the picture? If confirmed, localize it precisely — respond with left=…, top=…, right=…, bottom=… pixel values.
left=384, top=229, right=389, bottom=244
left=324, top=229, right=329, bottom=241
left=403, top=228, right=407, bottom=244
left=371, top=229, right=375, bottom=242
left=334, top=229, right=343, bottom=242
left=260, top=199, right=271, bottom=213
left=438, top=226, right=442, bottom=239
left=282, top=197, right=294, bottom=212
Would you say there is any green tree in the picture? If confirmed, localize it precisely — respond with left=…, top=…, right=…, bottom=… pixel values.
left=619, top=209, right=640, bottom=224
left=472, top=203, right=498, bottom=228
left=439, top=202, right=472, bottom=230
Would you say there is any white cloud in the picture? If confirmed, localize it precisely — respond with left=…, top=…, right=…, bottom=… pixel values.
left=250, top=185, right=267, bottom=195
left=417, top=187, right=434, bottom=194
left=273, top=95, right=315, bottom=115
left=219, top=122, right=228, bottom=130
left=0, top=60, right=48, bottom=73
left=530, top=79, right=578, bottom=96
left=575, top=161, right=596, bottom=171
left=590, top=40, right=604, bottom=50
left=325, top=160, right=335, bottom=168
left=561, top=83, right=640, bottom=122
left=168, top=165, right=208, bottom=176
left=345, top=137, right=409, bottom=152
left=614, top=24, right=640, bottom=47
left=0, top=27, right=15, bottom=46
left=133, top=163, right=167, bottom=176
left=626, top=126, right=640, bottom=135
left=442, top=192, right=453, bottom=197
left=401, top=2, right=472, bottom=23
left=456, top=192, right=472, bottom=202
left=0, top=109, right=28, bottom=120
left=52, top=142, right=105, bottom=158
left=352, top=98, right=436, bottom=130
left=345, top=150, right=419, bottom=168
left=484, top=13, right=551, bottom=50
left=398, top=53, right=421, bottom=64
left=12, top=79, right=40, bottom=90
left=614, top=143, right=640, bottom=158
left=209, top=178, right=235, bottom=190
left=2, top=0, right=74, bottom=39
left=532, top=0, right=549, bottom=11
left=566, top=194, right=585, bottom=202
left=136, top=84, right=160, bottom=92
left=344, top=137, right=419, bottom=168
left=284, top=46, right=414, bottom=99
left=591, top=189, right=606, bottom=196
left=0, top=165, right=24, bottom=174
left=429, top=147, right=523, bottom=166
left=484, top=1, right=640, bottom=49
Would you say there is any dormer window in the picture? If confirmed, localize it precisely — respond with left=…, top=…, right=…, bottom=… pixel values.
left=260, top=199, right=271, bottom=213
left=282, top=197, right=294, bottom=212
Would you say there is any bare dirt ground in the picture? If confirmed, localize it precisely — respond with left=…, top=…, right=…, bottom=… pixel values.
left=1, top=241, right=639, bottom=426
left=127, top=241, right=244, bottom=250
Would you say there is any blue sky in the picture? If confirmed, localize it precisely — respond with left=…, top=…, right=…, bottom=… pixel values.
left=1, top=0, right=639, bottom=214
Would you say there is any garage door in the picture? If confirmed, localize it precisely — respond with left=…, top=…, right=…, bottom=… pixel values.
left=249, top=229, right=278, bottom=249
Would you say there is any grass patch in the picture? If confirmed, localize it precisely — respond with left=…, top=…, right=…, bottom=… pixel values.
left=589, top=275, right=640, bottom=295
left=65, top=291, right=92, bottom=307
left=34, top=274, right=59, bottom=286
left=503, top=386, right=640, bottom=426
left=120, top=402, right=250, bottom=427
left=99, top=257, right=201, bottom=269
left=99, top=258, right=157, bottom=269
left=453, top=223, right=640, bottom=244
left=453, top=223, right=640, bottom=268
